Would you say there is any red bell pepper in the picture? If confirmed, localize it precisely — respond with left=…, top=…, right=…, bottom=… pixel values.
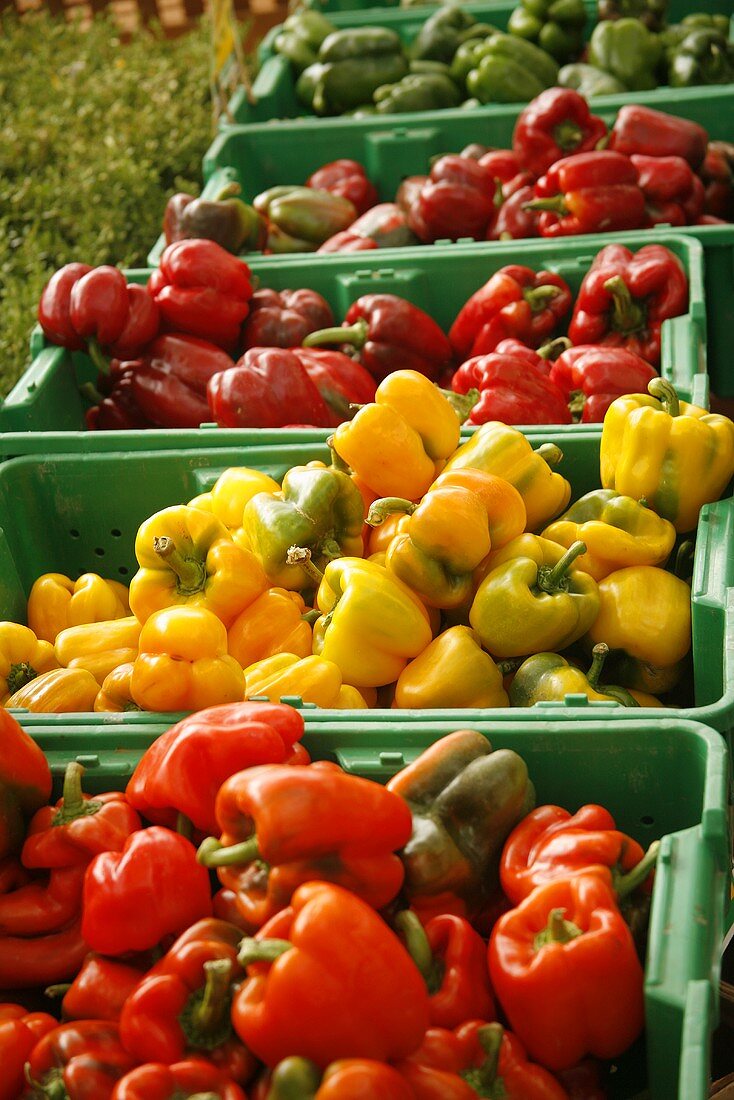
left=48, top=953, right=147, bottom=1023
left=150, top=240, right=254, bottom=350
left=609, top=105, right=708, bottom=169
left=318, top=203, right=416, bottom=253
left=495, top=336, right=570, bottom=372
left=242, top=288, right=334, bottom=350
left=232, top=881, right=430, bottom=1067
left=119, top=919, right=253, bottom=1080
left=0, top=1005, right=56, bottom=1100
left=630, top=154, right=705, bottom=227
left=294, top=348, right=377, bottom=425
left=0, top=919, right=88, bottom=988
left=396, top=175, right=430, bottom=213
left=489, top=184, right=540, bottom=241
left=488, top=870, right=645, bottom=1071
left=0, top=864, right=85, bottom=936
left=449, top=266, right=572, bottom=359
left=126, top=701, right=306, bottom=836
left=22, top=761, right=141, bottom=869
left=108, top=284, right=160, bottom=359
left=197, top=760, right=413, bottom=930
left=130, top=333, right=235, bottom=429
left=699, top=141, right=734, bottom=220
left=69, top=265, right=130, bottom=348
left=513, top=89, right=608, bottom=180
left=317, top=231, right=379, bottom=253
left=399, top=1020, right=569, bottom=1100
left=567, top=243, right=689, bottom=367
left=408, top=155, right=496, bottom=243
left=112, top=1061, right=248, bottom=1100
left=0, top=857, right=30, bottom=894
left=549, top=345, right=658, bottom=422
left=255, top=1057, right=415, bottom=1099
left=478, top=150, right=533, bottom=196
left=38, top=263, right=94, bottom=350
left=528, top=152, right=646, bottom=238
left=25, top=1021, right=137, bottom=1099
left=0, top=710, right=52, bottom=861
left=306, top=159, right=379, bottom=218
left=208, top=347, right=333, bottom=428
left=500, top=803, right=659, bottom=905
left=303, top=293, right=453, bottom=383
left=395, top=910, right=496, bottom=1029
left=451, top=350, right=572, bottom=425
left=82, top=826, right=212, bottom=955
left=87, top=377, right=155, bottom=431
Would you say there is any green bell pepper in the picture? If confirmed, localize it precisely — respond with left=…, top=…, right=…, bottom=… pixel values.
left=508, top=644, right=640, bottom=707
left=597, top=0, right=668, bottom=33
left=558, top=61, right=628, bottom=95
left=266, top=188, right=358, bottom=245
left=411, top=4, right=499, bottom=63
left=508, top=0, right=587, bottom=64
left=374, top=71, right=462, bottom=112
left=681, top=13, right=730, bottom=34
left=588, top=17, right=662, bottom=91
left=669, top=28, right=734, bottom=87
left=297, top=52, right=409, bottom=115
left=272, top=11, right=337, bottom=74
left=465, top=33, right=560, bottom=103
left=319, top=26, right=403, bottom=63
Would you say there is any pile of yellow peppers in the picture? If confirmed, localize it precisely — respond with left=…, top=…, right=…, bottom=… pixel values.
left=3, top=372, right=734, bottom=715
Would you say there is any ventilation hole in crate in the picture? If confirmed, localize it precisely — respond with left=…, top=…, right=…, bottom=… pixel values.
left=110, top=529, right=122, bottom=538
left=94, top=547, right=105, bottom=557
left=640, top=815, right=655, bottom=827
left=118, top=566, right=129, bottom=576
left=69, top=529, right=80, bottom=539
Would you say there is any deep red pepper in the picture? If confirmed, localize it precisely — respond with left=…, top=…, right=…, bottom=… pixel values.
left=303, top=293, right=453, bottom=383
left=112, top=1061, right=248, bottom=1100
left=452, top=351, right=572, bottom=425
left=494, top=337, right=570, bottom=373
left=317, top=231, right=379, bottom=253
left=513, top=89, right=608, bottom=180
left=630, top=154, right=705, bottom=227
left=478, top=150, right=533, bottom=196
left=318, top=203, right=416, bottom=252
left=38, top=263, right=93, bottom=350
left=0, top=864, right=85, bottom=936
left=294, top=348, right=377, bottom=426
left=567, top=243, right=689, bottom=367
left=0, top=919, right=88, bottom=988
left=699, top=141, right=734, bottom=220
left=610, top=105, right=708, bottom=169
left=68, top=265, right=130, bottom=350
left=150, top=240, right=254, bottom=350
left=26, top=1021, right=136, bottom=1100
left=108, top=284, right=160, bottom=359
left=130, top=333, right=235, bottom=429
left=529, top=152, right=646, bottom=238
left=549, top=344, right=658, bottom=422
left=49, top=954, right=147, bottom=1023
left=241, top=288, right=334, bottom=350
left=208, top=347, right=333, bottom=428
left=87, top=373, right=156, bottom=431
left=82, top=827, right=212, bottom=956
left=408, top=156, right=495, bottom=243
left=449, top=266, right=572, bottom=359
left=306, top=159, right=379, bottom=217
left=396, top=176, right=430, bottom=213
left=555, top=1060, right=608, bottom=1100
left=0, top=856, right=30, bottom=894
left=488, top=184, right=540, bottom=241
left=0, top=1005, right=56, bottom=1100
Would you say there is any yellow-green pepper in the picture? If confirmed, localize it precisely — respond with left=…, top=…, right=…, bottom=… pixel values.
left=394, top=626, right=508, bottom=709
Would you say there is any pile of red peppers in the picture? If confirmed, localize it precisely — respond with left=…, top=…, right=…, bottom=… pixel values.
left=1, top=703, right=658, bottom=1099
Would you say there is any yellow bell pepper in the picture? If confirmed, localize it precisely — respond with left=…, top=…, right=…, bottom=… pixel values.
left=431, top=469, right=527, bottom=550
left=5, top=667, right=99, bottom=713
left=297, top=551, right=433, bottom=688
left=94, top=662, right=139, bottom=712
left=188, top=492, right=214, bottom=513
left=542, top=490, right=676, bottom=581
left=366, top=512, right=411, bottom=557
left=442, top=422, right=571, bottom=531
left=27, top=572, right=129, bottom=644
left=243, top=652, right=369, bottom=709
left=394, top=626, right=508, bottom=709
left=600, top=379, right=734, bottom=533
left=54, top=616, right=141, bottom=687
left=130, top=606, right=245, bottom=713
left=585, top=565, right=691, bottom=692
left=0, top=623, right=58, bottom=703
left=332, top=371, right=462, bottom=501
left=475, top=533, right=565, bottom=588
left=129, top=505, right=268, bottom=627
left=227, top=588, right=313, bottom=669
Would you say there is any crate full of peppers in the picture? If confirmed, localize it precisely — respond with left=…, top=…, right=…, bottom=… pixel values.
left=0, top=702, right=728, bottom=1099
left=11, top=232, right=705, bottom=435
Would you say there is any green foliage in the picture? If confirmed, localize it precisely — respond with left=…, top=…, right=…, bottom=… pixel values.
left=0, top=12, right=213, bottom=394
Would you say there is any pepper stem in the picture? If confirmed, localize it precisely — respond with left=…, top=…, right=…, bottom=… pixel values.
left=176, top=812, right=194, bottom=841
left=238, top=937, right=294, bottom=967
left=394, top=911, right=435, bottom=987
left=536, top=540, right=587, bottom=594
left=319, top=537, right=343, bottom=562
left=614, top=840, right=660, bottom=899
left=303, top=318, right=369, bottom=351
left=79, top=381, right=105, bottom=404
left=586, top=643, right=610, bottom=689
left=302, top=609, right=322, bottom=625
left=497, top=657, right=524, bottom=676
left=537, top=336, right=572, bottom=360
left=44, top=983, right=72, bottom=998
left=603, top=275, right=645, bottom=334
left=6, top=660, right=38, bottom=696
left=286, top=545, right=325, bottom=587
left=52, top=761, right=102, bottom=825
left=197, top=834, right=262, bottom=868
left=648, top=378, right=681, bottom=418
left=534, top=907, right=583, bottom=951
left=523, top=284, right=561, bottom=313
left=366, top=498, right=417, bottom=527
left=187, top=1094, right=219, bottom=1100
left=25, top=1067, right=67, bottom=1100
left=673, top=540, right=695, bottom=580
left=191, top=959, right=232, bottom=1037
left=523, top=195, right=570, bottom=216
left=462, top=1022, right=503, bottom=1092
left=153, top=537, right=206, bottom=594
left=328, top=441, right=350, bottom=474
left=86, top=337, right=110, bottom=376
left=439, top=387, right=479, bottom=424
left=553, top=119, right=584, bottom=151
left=534, top=442, right=563, bottom=468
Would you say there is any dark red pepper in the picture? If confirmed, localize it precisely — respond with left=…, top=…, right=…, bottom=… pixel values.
left=318, top=203, right=416, bottom=252
left=306, top=159, right=379, bottom=217
left=317, top=232, right=379, bottom=253
left=549, top=344, right=657, bottom=422
left=208, top=348, right=333, bottom=428
left=294, top=348, right=377, bottom=425
left=87, top=373, right=156, bottom=431
left=303, top=293, right=453, bottom=383
left=242, top=288, right=334, bottom=350
left=107, top=284, right=160, bottom=359
left=69, top=265, right=130, bottom=353
left=698, top=141, right=734, bottom=220
left=396, top=176, right=430, bottom=213
left=131, top=333, right=235, bottom=429
left=452, top=350, right=572, bottom=425
left=408, top=156, right=495, bottom=243
left=48, top=954, right=147, bottom=1022
left=630, top=154, right=705, bottom=227
left=528, top=152, right=647, bottom=237
left=478, top=150, right=533, bottom=197
left=488, top=185, right=540, bottom=241
left=609, top=105, right=708, bottom=169
left=513, top=89, right=608, bottom=180
left=25, top=1021, right=136, bottom=1100
left=38, top=263, right=93, bottom=350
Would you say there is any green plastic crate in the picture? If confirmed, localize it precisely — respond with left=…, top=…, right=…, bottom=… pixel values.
left=300, top=0, right=730, bottom=17
left=28, top=714, right=731, bottom=1100
left=8, top=233, right=707, bottom=435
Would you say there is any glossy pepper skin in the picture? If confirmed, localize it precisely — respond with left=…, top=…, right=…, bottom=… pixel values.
left=319, top=202, right=416, bottom=253
left=448, top=265, right=572, bottom=359
left=529, top=151, right=646, bottom=237
left=112, top=1061, right=247, bottom=1100
left=4, top=666, right=99, bottom=712
left=407, top=155, right=496, bottom=244
left=411, top=5, right=495, bottom=64
left=568, top=244, right=688, bottom=368
left=28, top=572, right=129, bottom=644
left=52, top=954, right=146, bottom=1022
left=296, top=28, right=408, bottom=115
left=0, top=919, right=87, bottom=989
left=0, top=621, right=57, bottom=703
left=232, top=881, right=430, bottom=1067
left=452, top=350, right=572, bottom=426
left=163, top=180, right=266, bottom=256
left=542, top=488, right=676, bottom=580
left=228, top=589, right=313, bottom=668
left=0, top=864, right=86, bottom=937
left=488, top=870, right=645, bottom=1070
left=609, top=105, right=708, bottom=169
left=508, top=643, right=643, bottom=708
left=243, top=652, right=369, bottom=710
left=127, top=700, right=305, bottom=835
left=557, top=61, right=626, bottom=97
left=431, top=467, right=527, bottom=550
left=208, top=348, right=332, bottom=429
left=69, top=265, right=130, bottom=349
left=25, top=1021, right=137, bottom=1099
left=272, top=10, right=335, bottom=73
left=259, top=1057, right=413, bottom=1099
left=130, top=334, right=235, bottom=430
left=444, top=422, right=571, bottom=531
left=53, top=615, right=140, bottom=686
left=149, top=240, right=253, bottom=351
left=549, top=344, right=657, bottom=423
left=83, top=826, right=212, bottom=955
left=508, top=0, right=586, bottom=63
left=387, top=730, right=534, bottom=921
left=631, top=154, right=705, bottom=227
left=294, top=348, right=377, bottom=426
left=306, top=159, right=378, bottom=217
left=94, top=662, right=138, bottom=713
left=465, top=34, right=560, bottom=104
left=197, top=760, right=412, bottom=929
left=600, top=378, right=734, bottom=533
left=0, top=1005, right=56, bottom=1100
left=375, top=71, right=462, bottom=113
left=38, top=263, right=93, bottom=350
left=0, top=710, right=52, bottom=860
left=471, top=539, right=599, bottom=658
left=489, top=183, right=541, bottom=241
left=242, top=288, right=333, bottom=350
left=131, top=606, right=245, bottom=713
left=265, top=189, right=358, bottom=250
left=394, top=626, right=509, bottom=709
left=587, top=17, right=662, bottom=90
left=512, top=89, right=606, bottom=179
left=243, top=462, right=364, bottom=591
left=305, top=293, right=452, bottom=384
left=669, top=28, right=734, bottom=88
